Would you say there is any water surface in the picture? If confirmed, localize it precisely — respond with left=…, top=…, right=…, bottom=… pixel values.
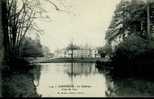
left=36, top=63, right=107, bottom=97
left=34, top=63, right=154, bottom=97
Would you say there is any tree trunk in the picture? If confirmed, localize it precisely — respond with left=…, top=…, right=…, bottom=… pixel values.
left=147, top=1, right=151, bottom=41
left=2, top=0, right=9, bottom=63
left=0, top=0, right=4, bottom=97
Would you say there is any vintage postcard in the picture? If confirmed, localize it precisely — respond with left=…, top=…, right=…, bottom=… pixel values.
left=1, top=0, right=154, bottom=98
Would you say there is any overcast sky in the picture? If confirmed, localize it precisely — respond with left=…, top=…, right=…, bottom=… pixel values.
left=34, top=0, right=120, bottom=53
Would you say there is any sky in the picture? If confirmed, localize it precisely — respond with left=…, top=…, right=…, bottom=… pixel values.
left=34, top=0, right=121, bottom=53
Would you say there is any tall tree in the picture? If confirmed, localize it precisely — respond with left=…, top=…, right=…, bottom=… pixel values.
left=0, top=0, right=4, bottom=97
left=21, top=37, right=44, bottom=57
left=1, top=0, right=62, bottom=63
left=105, top=0, right=147, bottom=43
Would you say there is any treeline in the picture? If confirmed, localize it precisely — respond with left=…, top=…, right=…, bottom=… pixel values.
left=98, top=0, right=154, bottom=79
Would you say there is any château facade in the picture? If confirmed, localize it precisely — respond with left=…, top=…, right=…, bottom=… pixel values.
left=54, top=48, right=100, bottom=58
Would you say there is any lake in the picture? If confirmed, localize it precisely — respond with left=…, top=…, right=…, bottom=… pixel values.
left=34, top=63, right=154, bottom=97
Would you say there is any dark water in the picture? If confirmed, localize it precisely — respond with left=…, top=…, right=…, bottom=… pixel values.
left=33, top=63, right=154, bottom=97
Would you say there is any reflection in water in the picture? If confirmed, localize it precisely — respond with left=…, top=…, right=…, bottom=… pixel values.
left=105, top=78, right=154, bottom=97
left=34, top=63, right=154, bottom=97
left=65, top=63, right=97, bottom=77
left=64, top=63, right=99, bottom=85
left=2, top=64, right=41, bottom=97
left=36, top=63, right=107, bottom=97
left=96, top=64, right=154, bottom=97
left=33, top=65, right=41, bottom=87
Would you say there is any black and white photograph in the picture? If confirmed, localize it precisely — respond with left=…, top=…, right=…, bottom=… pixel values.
left=0, top=0, right=154, bottom=97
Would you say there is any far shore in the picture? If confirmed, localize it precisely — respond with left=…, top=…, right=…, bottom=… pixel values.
left=29, top=57, right=107, bottom=63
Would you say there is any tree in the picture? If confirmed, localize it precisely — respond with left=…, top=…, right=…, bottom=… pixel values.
left=103, top=0, right=154, bottom=78
left=21, top=37, right=44, bottom=57
left=98, top=43, right=112, bottom=58
left=66, top=42, right=80, bottom=59
left=1, top=0, right=62, bottom=63
left=106, top=0, right=147, bottom=43
left=0, top=0, right=3, bottom=97
left=2, top=0, right=35, bottom=60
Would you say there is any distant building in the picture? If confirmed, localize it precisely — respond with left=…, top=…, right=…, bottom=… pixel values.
left=54, top=48, right=100, bottom=58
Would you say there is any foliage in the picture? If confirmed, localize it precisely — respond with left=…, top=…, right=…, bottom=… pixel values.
left=21, top=37, right=44, bottom=57
left=2, top=0, right=36, bottom=60
left=105, top=0, right=147, bottom=42
left=103, top=0, right=154, bottom=78
left=98, top=43, right=112, bottom=57
left=1, top=0, right=62, bottom=63
left=66, top=42, right=80, bottom=50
